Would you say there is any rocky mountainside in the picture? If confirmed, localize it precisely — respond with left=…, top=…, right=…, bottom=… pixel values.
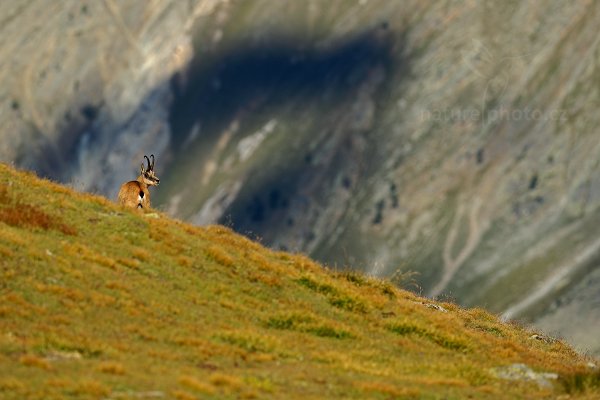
left=1, top=1, right=600, bottom=354
left=0, top=0, right=212, bottom=191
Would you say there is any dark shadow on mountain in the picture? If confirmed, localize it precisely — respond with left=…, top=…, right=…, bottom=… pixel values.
left=167, top=25, right=408, bottom=243
left=169, top=25, right=399, bottom=151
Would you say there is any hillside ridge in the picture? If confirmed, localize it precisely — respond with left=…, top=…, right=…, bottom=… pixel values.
left=0, top=162, right=599, bottom=399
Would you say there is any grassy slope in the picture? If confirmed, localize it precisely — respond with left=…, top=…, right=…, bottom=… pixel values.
left=0, top=162, right=598, bottom=400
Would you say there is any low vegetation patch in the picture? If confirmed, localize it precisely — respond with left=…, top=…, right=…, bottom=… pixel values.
left=296, top=276, right=368, bottom=313
left=266, top=312, right=354, bottom=339
left=386, top=320, right=469, bottom=351
left=214, top=330, right=278, bottom=354
left=0, top=187, right=76, bottom=235
left=560, top=369, right=600, bottom=394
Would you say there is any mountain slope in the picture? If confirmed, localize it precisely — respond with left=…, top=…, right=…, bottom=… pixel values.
left=0, top=163, right=599, bottom=399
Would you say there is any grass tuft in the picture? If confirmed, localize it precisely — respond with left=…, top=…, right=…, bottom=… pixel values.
left=209, top=372, right=243, bottom=389
left=305, top=325, right=353, bottom=339
left=215, top=331, right=276, bottom=353
left=205, top=245, right=236, bottom=267
left=296, top=276, right=368, bottom=313
left=297, top=276, right=337, bottom=294
left=356, top=381, right=421, bottom=398
left=97, top=361, right=126, bottom=375
left=266, top=313, right=353, bottom=339
left=387, top=320, right=469, bottom=351
left=328, top=294, right=368, bottom=314
left=0, top=187, right=76, bottom=235
left=19, top=354, right=51, bottom=370
left=560, top=370, right=600, bottom=394
left=179, top=375, right=216, bottom=394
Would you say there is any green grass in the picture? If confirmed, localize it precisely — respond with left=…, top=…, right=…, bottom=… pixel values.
left=0, top=162, right=599, bottom=399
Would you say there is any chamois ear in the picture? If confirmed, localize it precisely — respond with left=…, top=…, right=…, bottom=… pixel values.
left=140, top=163, right=145, bottom=174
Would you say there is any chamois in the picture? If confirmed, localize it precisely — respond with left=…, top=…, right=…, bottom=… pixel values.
left=117, top=155, right=160, bottom=209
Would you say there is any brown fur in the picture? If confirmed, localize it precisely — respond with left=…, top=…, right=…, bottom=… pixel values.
left=118, top=179, right=151, bottom=209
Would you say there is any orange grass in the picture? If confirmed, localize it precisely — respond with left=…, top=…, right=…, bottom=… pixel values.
left=0, top=162, right=599, bottom=399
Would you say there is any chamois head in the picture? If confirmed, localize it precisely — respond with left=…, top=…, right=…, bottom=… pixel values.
left=140, top=154, right=160, bottom=187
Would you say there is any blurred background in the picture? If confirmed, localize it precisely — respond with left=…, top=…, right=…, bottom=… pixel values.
left=1, top=1, right=599, bottom=355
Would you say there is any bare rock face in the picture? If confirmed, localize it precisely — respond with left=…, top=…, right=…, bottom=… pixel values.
left=2, top=1, right=600, bottom=354
left=0, top=0, right=221, bottom=196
